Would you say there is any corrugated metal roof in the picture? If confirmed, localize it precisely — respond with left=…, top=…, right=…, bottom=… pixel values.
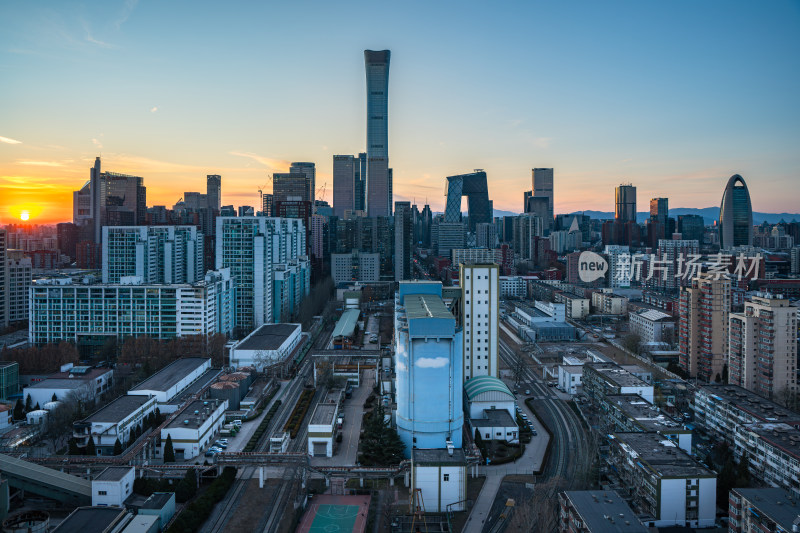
left=464, top=376, right=514, bottom=400
left=0, top=453, right=92, bottom=497
left=332, top=309, right=360, bottom=339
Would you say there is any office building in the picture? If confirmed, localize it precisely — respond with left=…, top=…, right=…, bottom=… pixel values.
left=207, top=174, right=221, bottom=212
left=558, top=490, right=648, bottom=533
left=29, top=270, right=235, bottom=347
left=272, top=260, right=310, bottom=323
left=0, top=229, right=7, bottom=330
left=460, top=264, right=499, bottom=379
left=729, top=487, right=800, bottom=533
left=444, top=171, right=493, bottom=233
left=591, top=289, right=628, bottom=315
left=290, top=162, right=316, bottom=205
left=733, top=423, right=800, bottom=496
left=615, top=184, right=637, bottom=223
left=216, top=216, right=308, bottom=332
left=394, top=282, right=463, bottom=453
left=475, top=222, right=496, bottom=249
left=333, top=155, right=356, bottom=217
left=102, top=226, right=204, bottom=284
left=677, top=214, right=704, bottom=242
left=729, top=293, right=797, bottom=399
left=606, top=432, right=716, bottom=528
left=331, top=252, right=380, bottom=285
left=532, top=168, right=554, bottom=232
left=73, top=181, right=93, bottom=227
left=719, top=174, right=754, bottom=249
left=6, top=251, right=32, bottom=323
left=57, top=222, right=79, bottom=260
left=436, top=222, right=465, bottom=258
left=394, top=201, right=413, bottom=281
left=678, top=274, right=731, bottom=381
left=649, top=197, right=668, bottom=225
left=86, top=157, right=147, bottom=244
left=273, top=172, right=309, bottom=204
left=365, top=50, right=391, bottom=217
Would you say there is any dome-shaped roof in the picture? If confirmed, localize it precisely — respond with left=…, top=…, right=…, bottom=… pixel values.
left=464, top=375, right=514, bottom=400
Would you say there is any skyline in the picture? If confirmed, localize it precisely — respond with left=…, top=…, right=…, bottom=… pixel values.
left=1, top=1, right=799, bottom=224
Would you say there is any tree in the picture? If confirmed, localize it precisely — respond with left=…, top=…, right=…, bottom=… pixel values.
left=164, top=434, right=175, bottom=462
left=359, top=405, right=405, bottom=466
left=13, top=399, right=24, bottom=421
left=68, top=438, right=81, bottom=455
left=51, top=393, right=58, bottom=402
left=25, top=395, right=32, bottom=412
left=622, top=333, right=641, bottom=354
left=113, top=438, right=122, bottom=456
left=86, top=437, right=97, bottom=456
left=33, top=402, right=40, bottom=411
left=507, top=476, right=567, bottom=532
left=41, top=401, right=78, bottom=453
left=175, top=469, right=197, bottom=503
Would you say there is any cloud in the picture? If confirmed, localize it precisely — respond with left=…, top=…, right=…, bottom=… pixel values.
left=229, top=151, right=290, bottom=171
left=18, top=160, right=65, bottom=167
left=0, top=136, right=22, bottom=145
left=415, top=357, right=449, bottom=369
left=150, top=106, right=158, bottom=113
left=92, top=138, right=103, bottom=149
left=531, top=137, right=552, bottom=149
left=115, top=0, right=139, bottom=29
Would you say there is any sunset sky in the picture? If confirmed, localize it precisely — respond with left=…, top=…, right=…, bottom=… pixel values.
left=1, top=1, right=799, bottom=224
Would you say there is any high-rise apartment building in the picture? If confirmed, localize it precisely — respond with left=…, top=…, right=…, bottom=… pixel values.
left=654, top=238, right=700, bottom=293
left=394, top=201, right=413, bottom=281
left=207, top=174, right=221, bottom=212
left=460, top=264, right=499, bottom=379
left=729, top=293, right=797, bottom=400
left=365, top=50, right=391, bottom=217
left=216, top=217, right=308, bottom=333
left=475, top=223, right=496, bottom=249
left=532, top=168, right=554, bottom=232
left=513, top=214, right=543, bottom=261
left=102, top=226, right=204, bottom=285
left=290, top=162, right=316, bottom=205
left=6, top=251, right=32, bottom=323
left=719, top=174, right=754, bottom=249
left=679, top=274, right=731, bottom=381
left=0, top=230, right=7, bottom=330
left=615, top=184, right=637, bottom=223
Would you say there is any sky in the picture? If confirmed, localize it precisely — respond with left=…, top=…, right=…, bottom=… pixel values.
left=1, top=1, right=799, bottom=224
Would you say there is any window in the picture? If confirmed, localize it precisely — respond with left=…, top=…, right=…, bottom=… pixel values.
left=98, top=490, right=107, bottom=495
left=443, top=474, right=450, bottom=481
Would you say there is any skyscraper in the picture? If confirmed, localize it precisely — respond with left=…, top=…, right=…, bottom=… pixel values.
left=460, top=263, right=499, bottom=380
left=273, top=172, right=309, bottom=204
left=333, top=155, right=356, bottom=218
left=364, top=50, right=391, bottom=217
left=394, top=201, right=412, bottom=281
left=615, top=184, right=637, bottom=223
left=532, top=168, right=554, bottom=232
left=719, top=174, right=754, bottom=249
left=290, top=162, right=316, bottom=205
left=0, top=230, right=7, bottom=330
left=650, top=197, right=668, bottom=225
left=88, top=157, right=147, bottom=243
left=207, top=175, right=221, bottom=213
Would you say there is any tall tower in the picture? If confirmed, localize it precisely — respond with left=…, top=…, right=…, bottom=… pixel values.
left=290, top=162, right=316, bottom=205
left=333, top=155, right=355, bottom=218
left=91, top=156, right=103, bottom=244
left=364, top=50, right=391, bottom=217
left=0, top=229, right=7, bottom=330
left=719, top=174, right=753, bottom=249
left=207, top=175, right=221, bottom=213
left=460, top=263, right=499, bottom=380
left=615, top=184, right=637, bottom=224
left=678, top=273, right=730, bottom=382
left=394, top=201, right=412, bottom=281
left=532, top=168, right=554, bottom=232
left=650, top=197, right=668, bottom=225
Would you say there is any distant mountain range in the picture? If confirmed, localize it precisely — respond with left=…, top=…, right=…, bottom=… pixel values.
left=491, top=208, right=800, bottom=225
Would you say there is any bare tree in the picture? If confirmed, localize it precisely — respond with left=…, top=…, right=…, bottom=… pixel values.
left=41, top=399, right=79, bottom=453
left=507, top=476, right=568, bottom=533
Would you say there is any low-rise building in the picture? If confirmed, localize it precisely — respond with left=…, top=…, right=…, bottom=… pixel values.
left=583, top=363, right=654, bottom=404
left=137, top=492, right=176, bottom=530
left=128, top=358, right=211, bottom=413
left=307, top=390, right=341, bottom=457
left=499, top=276, right=527, bottom=299
left=160, top=398, right=227, bottom=460
left=411, top=448, right=467, bottom=512
left=729, top=487, right=800, bottom=533
left=52, top=507, right=131, bottom=533
left=600, top=394, right=691, bottom=452
left=229, top=323, right=304, bottom=371
left=557, top=365, right=583, bottom=395
left=629, top=309, right=675, bottom=344
left=607, top=432, right=716, bottom=528
left=470, top=409, right=518, bottom=444
left=74, top=395, right=158, bottom=456
left=733, top=423, right=800, bottom=496
left=558, top=490, right=648, bottom=533
left=554, top=292, right=590, bottom=320
left=23, top=366, right=113, bottom=409
left=91, top=466, right=134, bottom=507
left=592, top=289, right=629, bottom=315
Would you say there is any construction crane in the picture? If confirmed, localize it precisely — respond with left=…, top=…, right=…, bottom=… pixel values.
left=258, top=174, right=273, bottom=212
left=316, top=181, right=327, bottom=203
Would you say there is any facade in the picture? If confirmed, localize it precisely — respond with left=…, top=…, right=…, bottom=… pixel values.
left=207, top=175, right=221, bottom=212
left=128, top=358, right=212, bottom=407
left=0, top=362, right=19, bottom=400
left=629, top=309, right=675, bottom=344
left=460, top=264, right=499, bottom=379
left=6, top=251, right=32, bottom=323
left=532, top=168, right=554, bottom=232
left=394, top=282, right=463, bottom=453
left=29, top=269, right=235, bottom=346
left=451, top=248, right=495, bottom=267
left=464, top=376, right=517, bottom=443
left=273, top=172, right=310, bottom=204
left=607, top=432, right=716, bottom=528
left=272, top=260, right=310, bottom=323
left=733, top=423, right=800, bottom=496
left=74, top=395, right=158, bottom=455
left=599, top=394, right=691, bottom=452
left=443, top=171, right=493, bottom=233
left=229, top=323, right=304, bottom=370
left=290, top=162, right=316, bottom=206
left=307, top=390, right=341, bottom=457
left=475, top=222, right=496, bottom=249
left=655, top=238, right=700, bottom=292
left=102, top=226, right=204, bottom=284
left=365, top=50, right=391, bottom=217
left=729, top=293, right=797, bottom=400
left=160, top=398, right=227, bottom=460
left=583, top=363, right=654, bottom=404
left=394, top=201, right=413, bottom=281
left=25, top=366, right=113, bottom=408
left=0, top=229, right=6, bottom=330
left=591, top=289, right=628, bottom=315
left=436, top=222, right=466, bottom=258
left=615, top=184, right=637, bottom=224
left=91, top=467, right=135, bottom=507
left=557, top=365, right=583, bottom=395
left=678, top=274, right=731, bottom=381
left=558, top=490, right=648, bottom=533
left=498, top=276, right=527, bottom=299
left=216, top=216, right=307, bottom=332
left=331, top=252, right=380, bottom=285
left=729, top=487, right=800, bottom=533
left=411, top=449, right=467, bottom=512
left=719, top=174, right=754, bottom=249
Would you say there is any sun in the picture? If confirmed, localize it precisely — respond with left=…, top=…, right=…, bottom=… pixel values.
left=20, top=211, right=30, bottom=221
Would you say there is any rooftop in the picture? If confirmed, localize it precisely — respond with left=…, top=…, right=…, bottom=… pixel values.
left=634, top=309, right=673, bottom=322
left=131, top=358, right=210, bottom=393
left=590, top=365, right=650, bottom=389
left=404, top=294, right=453, bottom=320
left=52, top=507, right=128, bottom=533
left=605, top=395, right=687, bottom=433
left=332, top=309, right=360, bottom=339
left=412, top=448, right=466, bottom=465
left=167, top=368, right=222, bottom=405
left=235, top=323, right=301, bottom=351
left=141, top=492, right=174, bottom=510
left=611, top=432, right=712, bottom=478
left=561, top=365, right=584, bottom=375
left=82, top=395, right=152, bottom=424
left=50, top=367, right=113, bottom=381
left=309, top=403, right=338, bottom=426
left=27, top=378, right=88, bottom=390
left=120, top=515, right=159, bottom=533
left=561, top=490, right=648, bottom=532
left=166, top=399, right=224, bottom=429
left=743, top=423, right=800, bottom=460
left=471, top=408, right=516, bottom=428
left=698, top=384, right=800, bottom=424
left=733, top=487, right=800, bottom=530
left=464, top=376, right=514, bottom=400
left=94, top=466, right=134, bottom=482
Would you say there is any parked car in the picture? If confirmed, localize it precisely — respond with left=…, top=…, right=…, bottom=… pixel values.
left=525, top=389, right=531, bottom=395
left=531, top=429, right=538, bottom=436
left=214, top=441, right=228, bottom=449
left=205, top=450, right=218, bottom=457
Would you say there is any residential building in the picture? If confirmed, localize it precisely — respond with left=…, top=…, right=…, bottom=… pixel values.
left=655, top=238, right=700, bottom=292
left=719, top=174, right=754, bottom=249
left=513, top=214, right=543, bottom=261
left=558, top=490, right=648, bottom=533
left=532, top=168, right=554, bottom=232
left=461, top=264, right=499, bottom=379
left=734, top=422, right=800, bottom=496
left=29, top=269, right=235, bottom=347
left=91, top=467, right=135, bottom=507
left=0, top=229, right=6, bottom=330
left=679, top=273, right=731, bottom=381
left=331, top=251, right=380, bottom=285
left=678, top=214, right=704, bottom=243
left=160, top=398, right=227, bottom=460
left=592, top=289, right=628, bottom=315
left=365, top=50, right=391, bottom=217
left=102, top=226, right=204, bottom=284
left=729, top=292, right=797, bottom=400
left=729, top=487, right=800, bottom=533
left=394, top=201, right=413, bottom=281
left=451, top=248, right=495, bottom=267
left=629, top=308, right=675, bottom=344
left=74, top=395, right=158, bottom=455
left=599, top=394, right=691, bottom=452
left=557, top=365, right=584, bottom=395
left=394, top=282, right=463, bottom=453
left=229, top=323, right=304, bottom=370
left=475, top=222, right=496, bottom=248
left=6, top=251, right=32, bottom=323
left=607, top=432, right=716, bottom=528
left=583, top=363, right=654, bottom=404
